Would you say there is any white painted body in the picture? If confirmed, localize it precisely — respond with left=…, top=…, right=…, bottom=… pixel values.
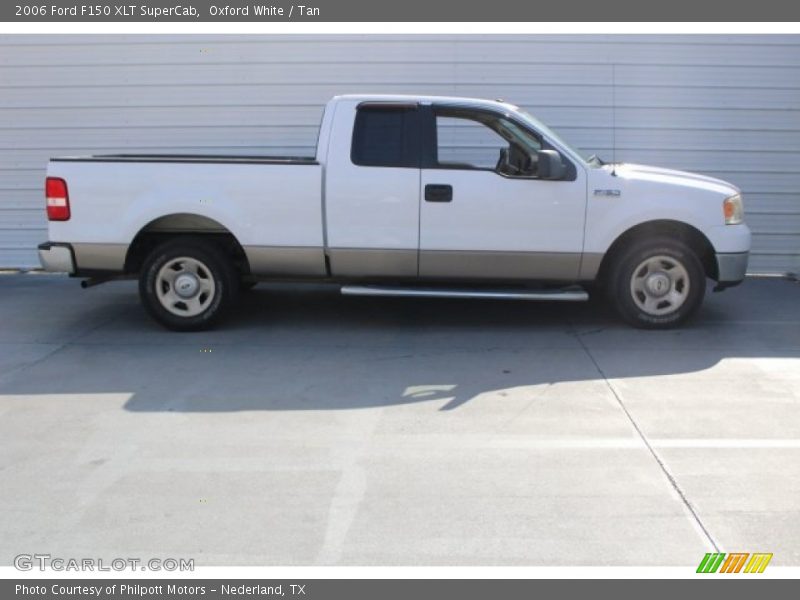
left=42, top=94, right=751, bottom=284
left=48, top=161, right=324, bottom=250
left=584, top=163, right=750, bottom=256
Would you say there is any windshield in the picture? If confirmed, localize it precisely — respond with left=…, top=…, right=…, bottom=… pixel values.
left=511, top=107, right=603, bottom=167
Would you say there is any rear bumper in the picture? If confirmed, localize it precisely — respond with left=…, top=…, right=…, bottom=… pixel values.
left=38, top=242, right=75, bottom=274
left=715, top=251, right=749, bottom=287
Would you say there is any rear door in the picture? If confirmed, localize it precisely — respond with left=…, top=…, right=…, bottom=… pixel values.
left=324, top=101, right=421, bottom=277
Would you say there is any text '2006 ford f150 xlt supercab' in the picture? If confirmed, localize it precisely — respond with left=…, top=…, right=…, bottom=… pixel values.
left=39, top=94, right=750, bottom=331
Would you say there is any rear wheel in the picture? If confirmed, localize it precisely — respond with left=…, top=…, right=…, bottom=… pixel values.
left=139, top=239, right=238, bottom=331
left=608, top=236, right=706, bottom=329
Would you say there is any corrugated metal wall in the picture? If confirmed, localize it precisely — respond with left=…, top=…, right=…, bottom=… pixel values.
left=1, top=34, right=798, bottom=273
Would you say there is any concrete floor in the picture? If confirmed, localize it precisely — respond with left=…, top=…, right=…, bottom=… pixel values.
left=0, top=274, right=798, bottom=566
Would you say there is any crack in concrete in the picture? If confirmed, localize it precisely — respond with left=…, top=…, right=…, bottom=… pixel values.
left=0, top=307, right=129, bottom=388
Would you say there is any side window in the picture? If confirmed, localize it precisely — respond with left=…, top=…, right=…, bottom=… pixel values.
left=434, top=108, right=542, bottom=177
left=351, top=105, right=419, bottom=168
left=436, top=116, right=507, bottom=169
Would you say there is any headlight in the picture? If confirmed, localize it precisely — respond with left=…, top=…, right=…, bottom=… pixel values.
left=723, top=194, right=744, bottom=225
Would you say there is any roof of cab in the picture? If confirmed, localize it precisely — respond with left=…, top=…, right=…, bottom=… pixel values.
left=331, top=94, right=518, bottom=112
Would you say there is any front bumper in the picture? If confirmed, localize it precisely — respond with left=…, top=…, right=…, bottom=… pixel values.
left=715, top=251, right=749, bottom=286
left=38, top=242, right=75, bottom=273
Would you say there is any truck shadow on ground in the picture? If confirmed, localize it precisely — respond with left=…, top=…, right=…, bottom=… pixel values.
left=122, top=279, right=800, bottom=412
left=3, top=278, right=799, bottom=413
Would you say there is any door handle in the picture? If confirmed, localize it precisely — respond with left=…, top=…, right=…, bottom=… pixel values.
left=425, top=184, right=453, bottom=202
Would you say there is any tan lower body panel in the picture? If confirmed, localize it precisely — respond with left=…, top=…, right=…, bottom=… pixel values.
left=328, top=248, right=584, bottom=281
left=244, top=246, right=326, bottom=277
left=70, top=242, right=598, bottom=283
left=327, top=248, right=418, bottom=277
left=72, top=243, right=327, bottom=276
left=578, top=253, right=604, bottom=281
left=419, top=250, right=582, bottom=281
left=72, top=243, right=128, bottom=271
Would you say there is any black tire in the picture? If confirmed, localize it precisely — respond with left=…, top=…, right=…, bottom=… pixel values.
left=607, top=236, right=706, bottom=329
left=138, top=238, right=239, bottom=331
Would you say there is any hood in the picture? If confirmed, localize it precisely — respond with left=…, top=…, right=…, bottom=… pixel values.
left=606, top=163, right=739, bottom=197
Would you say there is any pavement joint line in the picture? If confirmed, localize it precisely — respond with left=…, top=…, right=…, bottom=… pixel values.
left=572, top=325, right=722, bottom=553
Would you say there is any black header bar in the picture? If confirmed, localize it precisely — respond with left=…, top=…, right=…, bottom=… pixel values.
left=4, top=0, right=800, bottom=22
left=2, top=578, right=794, bottom=600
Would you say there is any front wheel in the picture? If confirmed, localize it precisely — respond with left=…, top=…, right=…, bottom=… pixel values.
left=139, top=239, right=238, bottom=331
left=607, top=237, right=706, bottom=329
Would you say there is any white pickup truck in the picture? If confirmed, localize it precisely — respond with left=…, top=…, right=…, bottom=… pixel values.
left=39, top=94, right=750, bottom=331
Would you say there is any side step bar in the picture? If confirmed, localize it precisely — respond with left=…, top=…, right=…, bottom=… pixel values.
left=340, top=285, right=589, bottom=302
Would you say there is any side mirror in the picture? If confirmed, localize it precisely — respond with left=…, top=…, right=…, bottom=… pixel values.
left=537, top=149, right=565, bottom=180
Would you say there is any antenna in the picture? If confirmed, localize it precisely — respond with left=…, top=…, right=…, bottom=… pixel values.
left=611, top=62, right=617, bottom=177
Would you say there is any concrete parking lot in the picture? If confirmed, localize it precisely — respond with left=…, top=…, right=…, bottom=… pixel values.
left=0, top=273, right=798, bottom=566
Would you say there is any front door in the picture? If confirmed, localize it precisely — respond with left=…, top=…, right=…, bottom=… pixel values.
left=419, top=105, right=587, bottom=281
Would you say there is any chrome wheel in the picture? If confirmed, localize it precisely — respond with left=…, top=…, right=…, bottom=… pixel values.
left=155, top=256, right=216, bottom=317
left=629, top=255, right=690, bottom=316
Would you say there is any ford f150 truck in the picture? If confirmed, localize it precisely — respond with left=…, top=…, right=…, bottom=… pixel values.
left=38, top=94, right=750, bottom=331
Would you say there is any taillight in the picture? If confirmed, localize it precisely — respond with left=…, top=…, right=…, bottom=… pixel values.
left=46, top=177, right=70, bottom=221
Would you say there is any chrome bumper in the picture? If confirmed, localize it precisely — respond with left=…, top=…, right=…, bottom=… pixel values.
left=38, top=242, right=75, bottom=273
left=716, top=251, right=749, bottom=284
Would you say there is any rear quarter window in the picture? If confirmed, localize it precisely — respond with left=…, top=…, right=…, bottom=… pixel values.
left=351, top=105, right=420, bottom=168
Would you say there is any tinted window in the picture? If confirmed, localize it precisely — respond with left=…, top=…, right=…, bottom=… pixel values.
left=351, top=106, right=419, bottom=168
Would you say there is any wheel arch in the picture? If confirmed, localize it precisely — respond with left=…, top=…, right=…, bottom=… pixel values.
left=596, top=219, right=718, bottom=285
left=124, top=213, right=250, bottom=275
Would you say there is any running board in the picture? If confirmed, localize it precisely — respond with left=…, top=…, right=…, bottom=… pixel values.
left=340, top=285, right=589, bottom=302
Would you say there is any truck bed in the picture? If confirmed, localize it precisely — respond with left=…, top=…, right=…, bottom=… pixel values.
left=46, top=155, right=326, bottom=276
left=51, top=154, right=318, bottom=165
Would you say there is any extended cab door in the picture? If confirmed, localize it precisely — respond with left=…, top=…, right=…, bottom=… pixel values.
left=419, top=105, right=587, bottom=281
left=324, top=101, right=421, bottom=277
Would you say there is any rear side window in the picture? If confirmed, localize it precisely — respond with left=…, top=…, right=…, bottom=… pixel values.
left=351, top=105, right=420, bottom=168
